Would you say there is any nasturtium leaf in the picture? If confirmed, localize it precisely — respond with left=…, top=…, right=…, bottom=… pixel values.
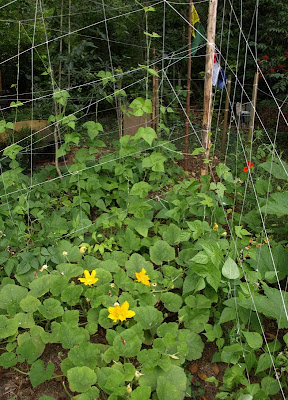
left=222, top=257, right=240, bottom=279
left=150, top=240, right=175, bottom=265
left=161, top=292, right=183, bottom=312
left=67, top=366, right=97, bottom=393
left=29, top=360, right=55, bottom=388
left=134, top=306, right=163, bottom=330
left=38, top=299, right=64, bottom=320
left=20, top=296, right=41, bottom=313
left=242, top=331, right=263, bottom=349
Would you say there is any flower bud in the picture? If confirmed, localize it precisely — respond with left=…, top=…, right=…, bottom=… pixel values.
left=127, top=384, right=132, bottom=394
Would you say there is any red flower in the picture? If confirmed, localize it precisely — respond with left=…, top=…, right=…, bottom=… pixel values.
left=268, top=37, right=272, bottom=40
left=270, top=68, right=275, bottom=73
left=285, top=51, right=288, bottom=58
left=243, top=161, right=255, bottom=173
left=277, top=64, right=284, bottom=69
left=262, top=55, right=269, bottom=61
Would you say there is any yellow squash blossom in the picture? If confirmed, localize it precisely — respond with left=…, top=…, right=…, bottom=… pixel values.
left=213, top=222, right=218, bottom=231
left=78, top=270, right=98, bottom=286
left=108, top=301, right=135, bottom=323
left=135, top=268, right=151, bottom=286
left=80, top=246, right=87, bottom=254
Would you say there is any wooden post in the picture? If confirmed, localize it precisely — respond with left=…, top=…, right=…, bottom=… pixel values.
left=184, top=1, right=193, bottom=171
left=248, top=71, right=259, bottom=141
left=58, top=0, right=63, bottom=88
left=67, top=0, right=71, bottom=88
left=221, top=75, right=232, bottom=155
left=201, top=0, right=218, bottom=175
left=152, top=48, right=159, bottom=134
left=0, top=70, right=2, bottom=92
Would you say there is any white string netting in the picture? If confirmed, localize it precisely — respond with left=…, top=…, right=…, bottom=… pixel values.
left=0, top=0, right=288, bottom=396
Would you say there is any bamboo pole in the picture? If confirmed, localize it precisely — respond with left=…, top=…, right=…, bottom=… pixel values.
left=67, top=0, right=71, bottom=89
left=221, top=75, right=232, bottom=155
left=248, top=71, right=259, bottom=141
left=58, top=0, right=63, bottom=88
left=184, top=1, right=193, bottom=171
left=201, top=0, right=218, bottom=175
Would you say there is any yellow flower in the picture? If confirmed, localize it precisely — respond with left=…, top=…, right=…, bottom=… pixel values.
left=80, top=246, right=87, bottom=254
left=78, top=270, right=98, bottom=286
left=135, top=268, right=151, bottom=286
left=108, top=301, right=135, bottom=323
left=213, top=222, right=218, bottom=231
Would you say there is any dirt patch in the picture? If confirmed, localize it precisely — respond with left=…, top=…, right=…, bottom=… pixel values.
left=186, top=342, right=226, bottom=400
left=0, top=344, right=69, bottom=400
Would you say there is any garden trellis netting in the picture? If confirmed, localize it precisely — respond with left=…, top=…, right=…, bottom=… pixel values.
left=0, top=0, right=288, bottom=399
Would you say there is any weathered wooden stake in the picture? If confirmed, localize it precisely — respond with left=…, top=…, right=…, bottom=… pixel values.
left=184, top=1, right=193, bottom=171
left=152, top=48, right=159, bottom=134
left=67, top=0, right=71, bottom=89
left=221, top=75, right=232, bottom=155
left=201, top=0, right=218, bottom=175
left=248, top=71, right=259, bottom=141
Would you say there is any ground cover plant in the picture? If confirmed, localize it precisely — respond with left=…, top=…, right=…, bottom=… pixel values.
left=0, top=110, right=288, bottom=400
left=0, top=0, right=288, bottom=399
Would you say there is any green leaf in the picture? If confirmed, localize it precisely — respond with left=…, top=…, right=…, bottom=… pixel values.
left=134, top=306, right=163, bottom=330
left=67, top=366, right=97, bottom=393
left=255, top=353, right=273, bottom=375
left=38, top=298, right=64, bottom=320
left=130, top=181, right=152, bottom=198
left=29, top=360, right=54, bottom=388
left=20, top=296, right=41, bottom=313
left=61, top=285, right=83, bottom=306
left=68, top=342, right=101, bottom=369
left=260, top=191, right=288, bottom=216
left=242, top=331, right=263, bottom=349
left=125, top=253, right=153, bottom=278
left=56, top=263, right=83, bottom=279
left=259, top=159, right=288, bottom=181
left=150, top=240, right=175, bottom=265
left=135, top=126, right=157, bottom=146
left=161, top=292, right=183, bottom=312
left=29, top=275, right=57, bottom=298
left=0, top=284, right=28, bottom=310
left=127, top=218, right=154, bottom=237
left=156, top=366, right=187, bottom=400
left=0, top=352, right=18, bottom=368
left=142, top=152, right=166, bottom=172
left=261, top=376, right=280, bottom=395
left=113, top=329, right=143, bottom=357
left=240, top=284, right=288, bottom=328
left=222, top=257, right=240, bottom=279
left=131, top=386, right=151, bottom=400
left=3, top=144, right=23, bottom=160
left=161, top=224, right=182, bottom=245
